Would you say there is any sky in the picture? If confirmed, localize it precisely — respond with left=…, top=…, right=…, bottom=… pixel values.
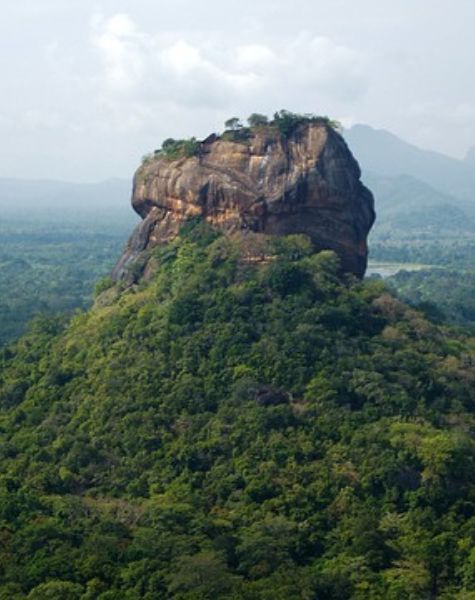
left=1, top=0, right=475, bottom=182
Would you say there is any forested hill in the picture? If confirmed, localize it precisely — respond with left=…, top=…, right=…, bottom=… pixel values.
left=0, top=223, right=474, bottom=599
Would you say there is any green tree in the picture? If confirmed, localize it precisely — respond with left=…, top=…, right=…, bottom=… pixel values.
left=27, top=581, right=84, bottom=600
left=167, top=552, right=241, bottom=598
left=224, top=117, right=243, bottom=131
left=247, top=113, right=269, bottom=127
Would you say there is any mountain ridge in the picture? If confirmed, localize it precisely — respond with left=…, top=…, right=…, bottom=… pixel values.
left=345, top=124, right=475, bottom=203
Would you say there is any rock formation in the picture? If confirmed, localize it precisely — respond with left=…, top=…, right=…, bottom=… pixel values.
left=112, top=122, right=375, bottom=280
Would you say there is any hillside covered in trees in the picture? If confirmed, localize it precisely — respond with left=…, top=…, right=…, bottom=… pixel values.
left=1, top=222, right=474, bottom=599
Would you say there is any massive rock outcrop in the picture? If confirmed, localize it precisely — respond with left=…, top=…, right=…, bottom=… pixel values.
left=112, top=122, right=375, bottom=280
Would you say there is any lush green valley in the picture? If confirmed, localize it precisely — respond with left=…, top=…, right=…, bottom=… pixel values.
left=369, top=240, right=475, bottom=331
left=0, top=178, right=135, bottom=345
left=344, top=125, right=475, bottom=332
left=363, top=167, right=475, bottom=332
left=1, top=223, right=474, bottom=599
left=0, top=223, right=128, bottom=345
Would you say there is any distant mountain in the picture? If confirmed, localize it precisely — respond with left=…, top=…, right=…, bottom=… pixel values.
left=345, top=124, right=475, bottom=203
left=465, top=146, right=475, bottom=166
left=364, top=172, right=475, bottom=240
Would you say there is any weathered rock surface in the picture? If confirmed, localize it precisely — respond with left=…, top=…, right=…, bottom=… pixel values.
left=112, top=122, right=375, bottom=280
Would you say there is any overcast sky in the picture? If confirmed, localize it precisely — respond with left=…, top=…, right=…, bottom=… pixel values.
left=1, top=0, right=475, bottom=182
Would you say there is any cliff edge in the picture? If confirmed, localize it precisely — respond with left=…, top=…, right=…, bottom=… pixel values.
left=112, top=121, right=375, bottom=280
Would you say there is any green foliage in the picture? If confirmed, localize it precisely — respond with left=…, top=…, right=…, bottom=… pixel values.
left=146, top=110, right=343, bottom=159
left=269, top=234, right=314, bottom=260
left=155, top=137, right=201, bottom=160
left=247, top=113, right=269, bottom=128
left=94, top=276, right=114, bottom=297
left=0, top=220, right=130, bottom=346
left=0, top=227, right=474, bottom=598
left=168, top=551, right=241, bottom=598
left=224, top=110, right=341, bottom=140
left=272, top=109, right=341, bottom=137
left=27, top=581, right=84, bottom=599
left=388, top=268, right=475, bottom=331
left=141, top=153, right=153, bottom=165
left=224, top=117, right=243, bottom=131
left=370, top=240, right=475, bottom=269
left=221, top=128, right=252, bottom=143
left=366, top=167, right=475, bottom=331
left=370, top=239, right=475, bottom=331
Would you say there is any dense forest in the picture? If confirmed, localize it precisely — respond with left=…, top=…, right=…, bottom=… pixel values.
left=0, top=217, right=132, bottom=346
left=0, top=222, right=474, bottom=599
left=352, top=129, right=475, bottom=332
left=369, top=241, right=475, bottom=331
left=366, top=173, right=475, bottom=331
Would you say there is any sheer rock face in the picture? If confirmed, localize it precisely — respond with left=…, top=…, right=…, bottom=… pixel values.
left=112, top=123, right=375, bottom=281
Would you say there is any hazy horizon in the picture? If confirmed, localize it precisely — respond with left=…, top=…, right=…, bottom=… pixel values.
left=2, top=1, right=475, bottom=182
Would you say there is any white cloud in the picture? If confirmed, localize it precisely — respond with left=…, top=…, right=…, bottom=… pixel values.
left=285, top=35, right=365, bottom=99
left=90, top=13, right=368, bottom=132
left=408, top=101, right=475, bottom=123
left=3, top=0, right=475, bottom=180
left=396, top=100, right=475, bottom=158
left=91, top=13, right=146, bottom=92
left=235, top=44, right=277, bottom=70
left=22, top=109, right=62, bottom=130
left=160, top=40, right=204, bottom=75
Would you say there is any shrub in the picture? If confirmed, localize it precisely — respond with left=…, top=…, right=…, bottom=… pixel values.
left=247, top=113, right=269, bottom=127
left=94, top=276, right=114, bottom=297
left=141, top=153, right=153, bottom=165
left=272, top=109, right=341, bottom=137
left=155, top=137, right=201, bottom=160
left=222, top=117, right=255, bottom=142
left=224, top=117, right=243, bottom=131
left=221, top=128, right=251, bottom=142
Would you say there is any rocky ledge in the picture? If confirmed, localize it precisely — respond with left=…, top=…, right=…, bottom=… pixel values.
left=112, top=121, right=375, bottom=280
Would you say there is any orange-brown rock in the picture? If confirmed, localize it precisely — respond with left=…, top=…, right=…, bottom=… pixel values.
left=112, top=122, right=375, bottom=280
